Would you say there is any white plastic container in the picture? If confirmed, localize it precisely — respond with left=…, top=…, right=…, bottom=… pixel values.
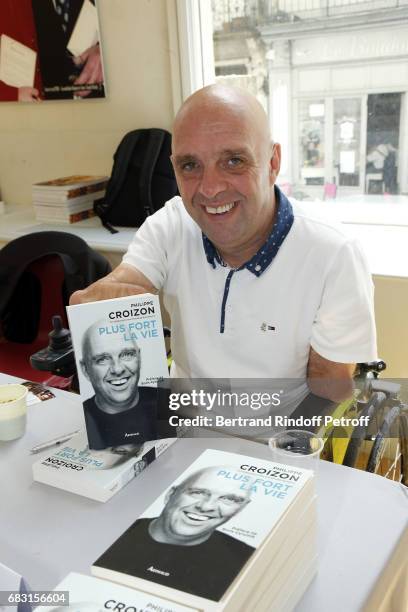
left=0, top=384, right=28, bottom=441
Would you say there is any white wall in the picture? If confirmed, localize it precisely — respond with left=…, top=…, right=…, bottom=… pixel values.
left=374, top=276, right=408, bottom=378
left=0, top=0, right=174, bottom=207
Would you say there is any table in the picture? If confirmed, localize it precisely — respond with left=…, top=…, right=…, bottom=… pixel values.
left=1, top=205, right=408, bottom=278
left=0, top=208, right=135, bottom=268
left=0, top=375, right=407, bottom=612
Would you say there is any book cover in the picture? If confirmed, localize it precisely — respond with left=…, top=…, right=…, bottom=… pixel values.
left=66, top=294, right=171, bottom=451
left=92, top=448, right=314, bottom=604
left=32, top=175, right=108, bottom=194
left=42, top=572, right=196, bottom=612
left=21, top=380, right=55, bottom=405
left=32, top=430, right=176, bottom=503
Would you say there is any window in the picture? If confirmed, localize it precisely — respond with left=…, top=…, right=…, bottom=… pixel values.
left=173, top=0, right=408, bottom=223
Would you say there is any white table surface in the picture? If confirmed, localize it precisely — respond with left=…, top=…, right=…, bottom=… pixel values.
left=0, top=374, right=407, bottom=612
left=0, top=208, right=134, bottom=254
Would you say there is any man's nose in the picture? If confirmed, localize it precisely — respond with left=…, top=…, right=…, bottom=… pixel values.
left=109, top=358, right=126, bottom=374
left=198, top=165, right=228, bottom=200
left=195, top=495, right=218, bottom=512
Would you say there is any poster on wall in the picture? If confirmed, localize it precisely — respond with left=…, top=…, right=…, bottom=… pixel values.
left=0, top=0, right=106, bottom=102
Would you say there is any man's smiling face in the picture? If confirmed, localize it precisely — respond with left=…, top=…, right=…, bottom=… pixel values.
left=171, top=86, right=280, bottom=268
left=82, top=325, right=141, bottom=413
left=159, top=467, right=251, bottom=545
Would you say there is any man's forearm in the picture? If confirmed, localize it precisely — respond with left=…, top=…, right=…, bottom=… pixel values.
left=69, top=263, right=158, bottom=305
left=307, top=347, right=355, bottom=403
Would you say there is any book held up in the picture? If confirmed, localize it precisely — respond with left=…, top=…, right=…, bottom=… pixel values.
left=66, top=293, right=171, bottom=450
left=33, top=294, right=177, bottom=502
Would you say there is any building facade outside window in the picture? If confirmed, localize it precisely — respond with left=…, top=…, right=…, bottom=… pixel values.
left=200, top=0, right=408, bottom=207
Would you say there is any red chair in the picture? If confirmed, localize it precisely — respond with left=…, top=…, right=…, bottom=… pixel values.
left=0, top=255, right=69, bottom=383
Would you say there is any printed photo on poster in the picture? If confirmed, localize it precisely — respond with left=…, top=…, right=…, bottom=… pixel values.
left=0, top=0, right=106, bottom=102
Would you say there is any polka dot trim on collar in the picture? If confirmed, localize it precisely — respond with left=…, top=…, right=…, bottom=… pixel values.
left=202, top=186, right=294, bottom=277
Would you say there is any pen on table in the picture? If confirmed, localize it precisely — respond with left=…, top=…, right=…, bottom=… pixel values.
left=30, top=430, right=81, bottom=454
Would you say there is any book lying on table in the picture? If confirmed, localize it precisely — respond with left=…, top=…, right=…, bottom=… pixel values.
left=92, top=448, right=317, bottom=611
left=42, top=572, right=193, bottom=612
left=33, top=193, right=105, bottom=223
left=66, top=294, right=171, bottom=452
left=32, top=189, right=106, bottom=205
left=32, top=430, right=176, bottom=503
left=34, top=208, right=96, bottom=225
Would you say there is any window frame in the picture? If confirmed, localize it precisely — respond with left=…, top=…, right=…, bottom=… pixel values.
left=167, top=0, right=215, bottom=113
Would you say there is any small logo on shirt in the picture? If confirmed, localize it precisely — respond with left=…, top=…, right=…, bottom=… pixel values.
left=124, top=432, right=139, bottom=438
left=260, top=322, right=275, bottom=332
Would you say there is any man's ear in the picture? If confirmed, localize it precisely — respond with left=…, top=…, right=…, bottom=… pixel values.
left=269, top=143, right=281, bottom=183
left=80, top=359, right=90, bottom=380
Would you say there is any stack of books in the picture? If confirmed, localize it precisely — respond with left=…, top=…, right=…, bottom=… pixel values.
left=89, top=448, right=318, bottom=611
left=32, top=175, right=108, bottom=224
left=42, top=573, right=194, bottom=612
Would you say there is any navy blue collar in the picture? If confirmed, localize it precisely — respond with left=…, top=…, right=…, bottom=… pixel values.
left=202, top=186, right=294, bottom=276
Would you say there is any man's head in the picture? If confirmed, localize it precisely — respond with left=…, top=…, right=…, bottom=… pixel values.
left=149, top=466, right=252, bottom=546
left=171, top=84, right=281, bottom=266
left=80, top=322, right=141, bottom=413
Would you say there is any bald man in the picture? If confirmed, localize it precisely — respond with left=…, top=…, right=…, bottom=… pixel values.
left=80, top=321, right=158, bottom=449
left=94, top=466, right=255, bottom=600
left=71, top=85, right=377, bottom=405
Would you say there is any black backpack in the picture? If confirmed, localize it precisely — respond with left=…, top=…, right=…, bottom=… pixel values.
left=95, top=128, right=178, bottom=233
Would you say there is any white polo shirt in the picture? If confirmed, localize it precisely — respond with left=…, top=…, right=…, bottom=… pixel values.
left=123, top=194, right=377, bottom=381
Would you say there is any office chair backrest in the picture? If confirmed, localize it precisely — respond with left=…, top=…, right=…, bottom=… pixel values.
left=0, top=231, right=111, bottom=380
left=0, top=231, right=111, bottom=325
